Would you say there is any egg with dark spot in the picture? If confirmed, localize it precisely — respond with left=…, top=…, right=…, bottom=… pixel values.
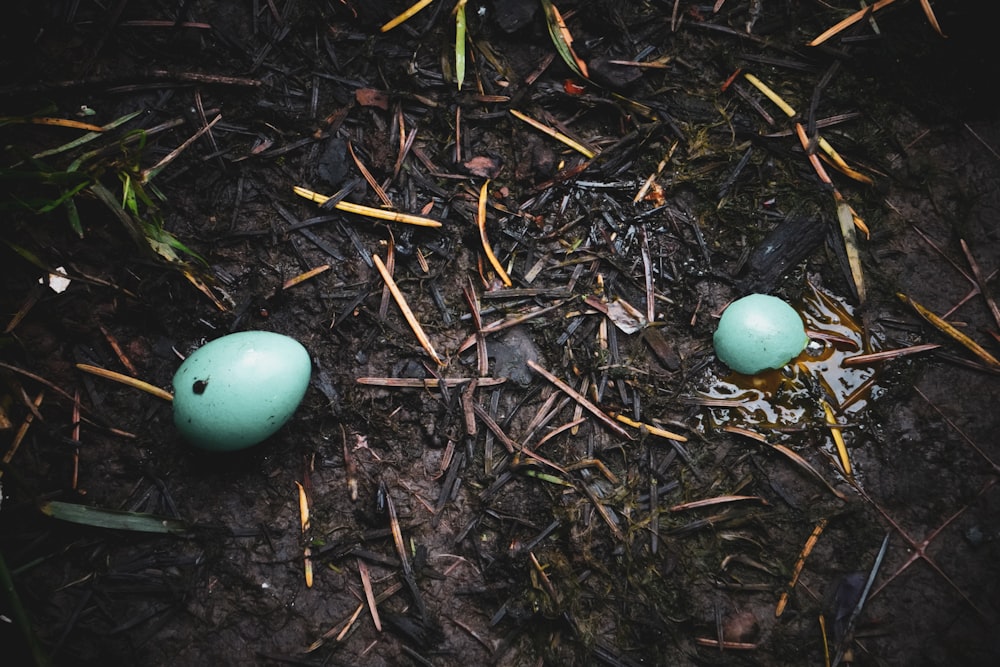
left=172, top=331, right=311, bottom=451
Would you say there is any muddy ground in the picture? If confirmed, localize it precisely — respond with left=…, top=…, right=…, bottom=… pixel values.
left=1, top=2, right=999, bottom=666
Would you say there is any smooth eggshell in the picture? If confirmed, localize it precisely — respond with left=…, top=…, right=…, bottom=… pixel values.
left=713, top=294, right=808, bottom=375
left=172, top=331, right=311, bottom=451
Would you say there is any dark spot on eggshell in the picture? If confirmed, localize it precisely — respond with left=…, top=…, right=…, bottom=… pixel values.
left=192, top=379, right=209, bottom=394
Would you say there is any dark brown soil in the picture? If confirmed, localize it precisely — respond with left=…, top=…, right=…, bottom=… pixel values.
left=2, top=2, right=998, bottom=666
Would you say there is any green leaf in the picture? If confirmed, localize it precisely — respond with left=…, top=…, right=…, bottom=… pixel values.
left=40, top=501, right=190, bottom=535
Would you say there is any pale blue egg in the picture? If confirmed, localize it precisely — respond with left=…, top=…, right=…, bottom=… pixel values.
left=172, top=331, right=311, bottom=451
left=713, top=294, right=809, bottom=375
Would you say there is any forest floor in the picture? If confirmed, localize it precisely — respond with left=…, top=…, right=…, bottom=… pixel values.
left=2, top=2, right=999, bottom=666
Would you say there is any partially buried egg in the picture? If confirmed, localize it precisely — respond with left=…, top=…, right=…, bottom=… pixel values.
left=172, top=331, right=311, bottom=452
left=713, top=294, right=809, bottom=375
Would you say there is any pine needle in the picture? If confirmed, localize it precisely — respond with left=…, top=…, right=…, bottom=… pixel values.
left=75, top=363, right=174, bottom=402
left=381, top=0, right=435, bottom=32
left=293, top=186, right=442, bottom=228
left=823, top=400, right=852, bottom=478
left=898, top=292, right=1000, bottom=369
left=476, top=180, right=512, bottom=286
left=372, top=254, right=444, bottom=365
left=614, top=413, right=688, bottom=442
left=509, top=109, right=596, bottom=159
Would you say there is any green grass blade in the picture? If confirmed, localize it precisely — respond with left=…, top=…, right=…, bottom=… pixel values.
left=1, top=239, right=51, bottom=271
left=64, top=197, right=83, bottom=238
left=455, top=0, right=467, bottom=91
left=31, top=109, right=144, bottom=160
left=539, top=0, right=587, bottom=79
left=34, top=180, right=90, bottom=214
left=0, top=551, right=50, bottom=667
left=40, top=500, right=190, bottom=535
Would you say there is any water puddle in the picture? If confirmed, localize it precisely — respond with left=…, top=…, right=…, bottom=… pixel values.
left=691, top=285, right=885, bottom=442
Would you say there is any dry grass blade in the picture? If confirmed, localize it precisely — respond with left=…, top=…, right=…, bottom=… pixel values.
left=296, top=481, right=313, bottom=587
left=480, top=300, right=569, bottom=334
left=293, top=186, right=442, bottom=228
left=308, top=603, right=365, bottom=651
left=579, top=483, right=626, bottom=541
left=380, top=0, right=435, bottom=32
left=776, top=519, right=828, bottom=617
left=835, top=189, right=867, bottom=304
left=786, top=123, right=868, bottom=302
left=358, top=558, right=382, bottom=631
left=744, top=74, right=871, bottom=186
left=341, top=425, right=359, bottom=502
left=772, top=443, right=848, bottom=501
left=809, top=0, right=896, bottom=47
left=743, top=73, right=795, bottom=118
left=0, top=115, right=104, bottom=132
left=29, top=109, right=144, bottom=160
left=372, top=254, right=444, bottom=366
left=283, top=264, right=330, bottom=289
left=823, top=400, right=852, bottom=478
left=457, top=299, right=570, bottom=353
left=75, top=363, right=174, bottom=401
left=897, top=292, right=1000, bottom=369
left=960, top=239, right=1000, bottom=330
left=463, top=279, right=489, bottom=375
left=918, top=0, right=945, bottom=36
left=357, top=377, right=505, bottom=388
left=142, top=114, right=222, bottom=183
left=472, top=402, right=518, bottom=453
left=182, top=268, right=229, bottom=312
left=526, top=359, right=633, bottom=440
left=725, top=426, right=848, bottom=500
left=640, top=226, right=655, bottom=322
left=476, top=180, right=512, bottom=286
left=614, top=413, right=688, bottom=442
left=842, top=343, right=941, bottom=366
left=296, top=481, right=310, bottom=531
left=694, top=638, right=758, bottom=650
left=509, top=109, right=596, bottom=158
left=535, top=417, right=586, bottom=448
left=348, top=140, right=392, bottom=207
left=383, top=486, right=428, bottom=619
left=98, top=323, right=138, bottom=375
left=0, top=361, right=86, bottom=406
left=1, top=391, right=44, bottom=476
left=669, top=495, right=769, bottom=512
left=817, top=136, right=874, bottom=185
